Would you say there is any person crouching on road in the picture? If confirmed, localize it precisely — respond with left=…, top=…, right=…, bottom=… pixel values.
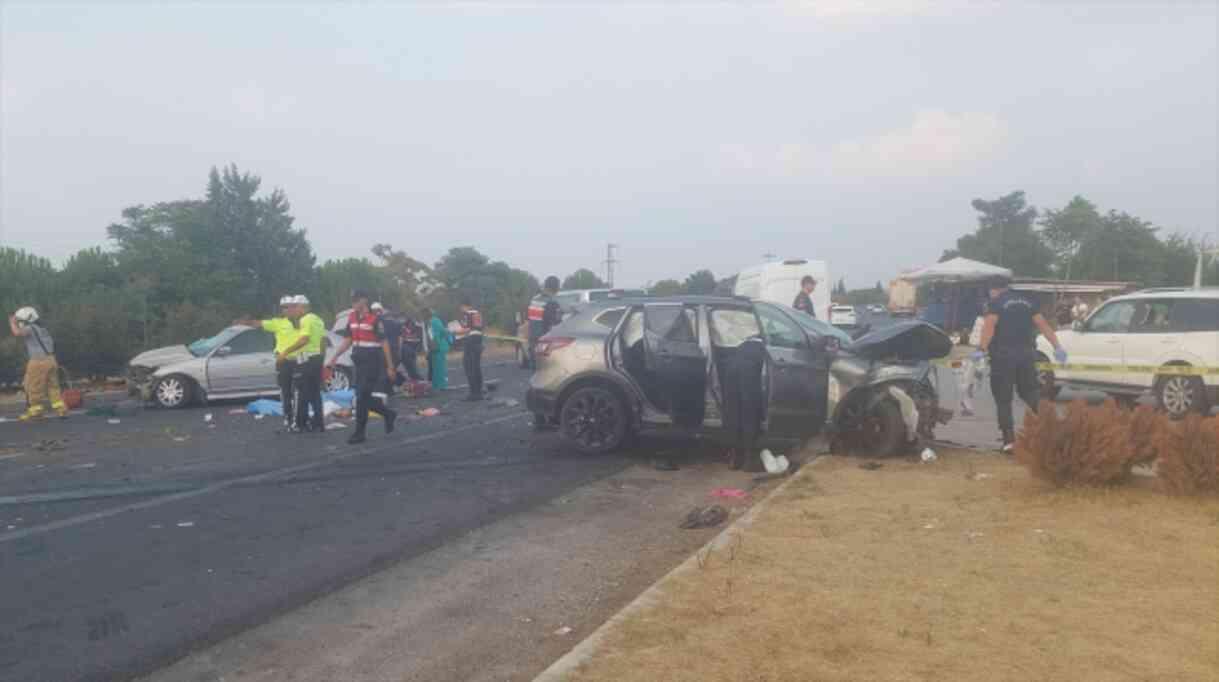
left=235, top=296, right=303, bottom=432
left=327, top=290, right=398, bottom=445
left=9, top=307, right=67, bottom=421
left=276, top=296, right=326, bottom=433
left=425, top=307, right=450, bottom=390
left=457, top=299, right=485, bottom=401
left=975, top=275, right=1068, bottom=454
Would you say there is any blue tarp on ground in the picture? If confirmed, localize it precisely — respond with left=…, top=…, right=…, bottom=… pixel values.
left=246, top=390, right=355, bottom=417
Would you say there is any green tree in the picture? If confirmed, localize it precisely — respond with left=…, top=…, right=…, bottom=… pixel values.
left=563, top=268, right=608, bottom=290
left=651, top=279, right=685, bottom=296
left=371, top=243, right=431, bottom=314
left=944, top=190, right=1053, bottom=277
left=714, top=275, right=738, bottom=296
left=315, top=258, right=399, bottom=319
left=429, top=247, right=538, bottom=330
left=684, top=269, right=717, bottom=295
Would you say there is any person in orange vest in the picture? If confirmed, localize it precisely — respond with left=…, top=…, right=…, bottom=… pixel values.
left=327, top=290, right=398, bottom=444
left=457, top=299, right=485, bottom=401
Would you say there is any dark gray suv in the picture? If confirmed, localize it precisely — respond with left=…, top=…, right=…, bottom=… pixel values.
left=525, top=296, right=857, bottom=455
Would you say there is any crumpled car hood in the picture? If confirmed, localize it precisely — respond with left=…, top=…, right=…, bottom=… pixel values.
left=129, top=345, right=194, bottom=369
left=844, top=321, right=952, bottom=362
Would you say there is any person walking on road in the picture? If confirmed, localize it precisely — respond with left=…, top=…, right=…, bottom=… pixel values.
left=9, top=307, right=68, bottom=421
left=372, top=302, right=403, bottom=391
left=793, top=276, right=818, bottom=319
left=457, top=299, right=485, bottom=401
left=276, top=296, right=326, bottom=433
left=327, top=290, right=398, bottom=445
left=975, top=275, right=1068, bottom=454
left=527, top=276, right=563, bottom=370
left=235, top=296, right=303, bottom=432
left=425, top=307, right=451, bottom=390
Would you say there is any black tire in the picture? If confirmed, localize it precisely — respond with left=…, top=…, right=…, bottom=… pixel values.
left=1036, top=353, right=1061, bottom=401
left=153, top=375, right=193, bottom=409
left=840, top=397, right=906, bottom=457
left=1156, top=373, right=1209, bottom=419
left=559, top=385, right=629, bottom=455
left=324, top=366, right=353, bottom=393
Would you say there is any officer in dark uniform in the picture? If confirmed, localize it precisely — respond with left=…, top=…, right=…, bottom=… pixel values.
left=400, top=315, right=425, bottom=381
left=977, top=275, right=1068, bottom=453
left=457, top=299, right=485, bottom=401
left=793, top=276, right=817, bottom=318
left=326, top=290, right=398, bottom=445
left=526, top=275, right=563, bottom=370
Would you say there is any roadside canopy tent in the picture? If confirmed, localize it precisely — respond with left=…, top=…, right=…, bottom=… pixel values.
left=900, top=257, right=1012, bottom=284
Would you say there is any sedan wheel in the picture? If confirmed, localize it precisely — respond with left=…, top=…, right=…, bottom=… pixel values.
left=1157, top=374, right=1207, bottom=419
left=153, top=376, right=191, bottom=409
left=560, top=386, right=628, bottom=455
left=324, top=367, right=352, bottom=392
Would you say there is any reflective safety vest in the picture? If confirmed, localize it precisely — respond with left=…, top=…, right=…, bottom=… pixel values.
left=347, top=311, right=382, bottom=349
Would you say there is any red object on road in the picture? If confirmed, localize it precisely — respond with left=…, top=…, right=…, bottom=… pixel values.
left=710, top=487, right=748, bottom=499
left=62, top=389, right=83, bottom=410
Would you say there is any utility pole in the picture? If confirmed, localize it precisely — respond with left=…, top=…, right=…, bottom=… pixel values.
left=763, top=253, right=777, bottom=263
left=605, top=243, right=618, bottom=287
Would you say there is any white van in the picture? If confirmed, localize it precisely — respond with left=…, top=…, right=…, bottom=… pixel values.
left=734, top=259, right=832, bottom=320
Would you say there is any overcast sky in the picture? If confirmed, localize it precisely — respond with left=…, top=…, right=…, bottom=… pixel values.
left=2, top=2, right=1215, bottom=289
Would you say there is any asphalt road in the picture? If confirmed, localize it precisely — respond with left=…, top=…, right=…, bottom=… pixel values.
left=0, top=360, right=649, bottom=682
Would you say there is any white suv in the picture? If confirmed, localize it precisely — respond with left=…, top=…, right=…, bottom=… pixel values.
left=1038, top=288, right=1218, bottom=417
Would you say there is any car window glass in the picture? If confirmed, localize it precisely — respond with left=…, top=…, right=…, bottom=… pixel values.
left=594, top=308, right=625, bottom=328
left=555, top=293, right=581, bottom=307
left=621, top=309, right=644, bottom=347
left=1172, top=300, right=1219, bottom=332
left=225, top=329, right=275, bottom=355
left=710, top=308, right=760, bottom=347
left=646, top=305, right=697, bottom=343
left=755, top=305, right=805, bottom=349
left=1132, top=300, right=1174, bottom=332
left=1086, top=301, right=1136, bottom=333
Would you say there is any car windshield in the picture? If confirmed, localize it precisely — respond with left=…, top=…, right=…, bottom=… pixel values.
left=187, top=329, right=236, bottom=357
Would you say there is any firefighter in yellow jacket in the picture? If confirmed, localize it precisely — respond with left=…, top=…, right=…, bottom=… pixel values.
left=9, top=307, right=68, bottom=420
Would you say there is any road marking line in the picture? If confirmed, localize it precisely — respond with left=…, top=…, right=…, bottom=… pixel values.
left=0, top=412, right=524, bottom=545
left=0, top=452, right=29, bottom=462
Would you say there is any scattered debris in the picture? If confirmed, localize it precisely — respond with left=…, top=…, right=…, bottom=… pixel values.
left=711, top=487, right=748, bottom=500
left=150, top=524, right=163, bottom=529
left=489, top=397, right=520, bottom=408
left=553, top=626, right=574, bottom=636
left=859, top=461, right=884, bottom=471
left=247, top=400, right=284, bottom=417
left=172, top=436, right=190, bottom=443
left=71, top=463, right=97, bottom=469
left=760, top=449, right=791, bottom=475
left=204, top=413, right=214, bottom=423
left=966, top=472, right=993, bottom=481
left=653, top=459, right=679, bottom=471
left=107, top=418, right=121, bottom=425
left=325, top=422, right=348, bottom=431
left=920, top=448, right=938, bottom=463
left=33, top=439, right=67, bottom=453
left=227, top=408, right=245, bottom=415
left=680, top=505, right=729, bottom=529
left=417, top=407, right=441, bottom=417
left=253, top=414, right=265, bottom=420
left=176, top=521, right=195, bottom=528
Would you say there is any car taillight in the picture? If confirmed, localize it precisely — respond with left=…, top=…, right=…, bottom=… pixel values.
left=536, top=336, right=575, bottom=358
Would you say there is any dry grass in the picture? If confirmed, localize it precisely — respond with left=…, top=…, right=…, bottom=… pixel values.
left=1156, top=414, right=1219, bottom=496
left=569, top=452, right=1219, bottom=682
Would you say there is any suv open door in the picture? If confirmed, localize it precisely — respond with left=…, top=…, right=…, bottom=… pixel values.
left=642, top=303, right=707, bottom=426
left=752, top=303, right=829, bottom=441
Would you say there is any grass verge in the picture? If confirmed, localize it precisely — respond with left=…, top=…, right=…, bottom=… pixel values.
left=568, top=452, right=1219, bottom=682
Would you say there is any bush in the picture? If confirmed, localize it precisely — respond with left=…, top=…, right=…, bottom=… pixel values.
left=1014, top=399, right=1142, bottom=487
left=1154, top=414, right=1219, bottom=496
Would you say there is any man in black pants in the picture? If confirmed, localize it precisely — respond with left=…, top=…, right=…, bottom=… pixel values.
left=457, top=299, right=485, bottom=401
left=400, top=315, right=424, bottom=381
left=326, top=290, right=398, bottom=445
left=977, top=276, right=1068, bottom=453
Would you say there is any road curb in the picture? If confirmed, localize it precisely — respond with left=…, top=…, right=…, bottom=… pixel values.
left=531, top=456, right=823, bottom=682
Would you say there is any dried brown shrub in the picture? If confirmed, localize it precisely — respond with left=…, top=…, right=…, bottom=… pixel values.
left=1154, top=414, right=1219, bottom=496
left=1127, top=405, right=1164, bottom=469
left=1014, top=399, right=1140, bottom=487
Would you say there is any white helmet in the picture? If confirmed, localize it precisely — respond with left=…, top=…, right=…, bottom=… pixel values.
left=293, top=295, right=310, bottom=306
left=371, top=302, right=385, bottom=312
left=14, top=306, right=39, bottom=324
left=279, top=295, right=294, bottom=307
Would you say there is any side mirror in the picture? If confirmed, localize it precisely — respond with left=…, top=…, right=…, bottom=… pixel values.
left=214, top=346, right=232, bottom=357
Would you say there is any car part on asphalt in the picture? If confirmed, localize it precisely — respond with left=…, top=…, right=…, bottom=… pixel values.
left=679, top=505, right=728, bottom=529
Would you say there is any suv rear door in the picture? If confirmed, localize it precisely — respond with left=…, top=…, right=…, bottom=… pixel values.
left=753, top=303, right=827, bottom=439
left=642, top=303, right=706, bottom=425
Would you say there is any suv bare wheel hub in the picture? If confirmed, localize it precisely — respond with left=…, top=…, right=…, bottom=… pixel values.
left=1162, top=377, right=1193, bottom=414
left=566, top=392, right=618, bottom=448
